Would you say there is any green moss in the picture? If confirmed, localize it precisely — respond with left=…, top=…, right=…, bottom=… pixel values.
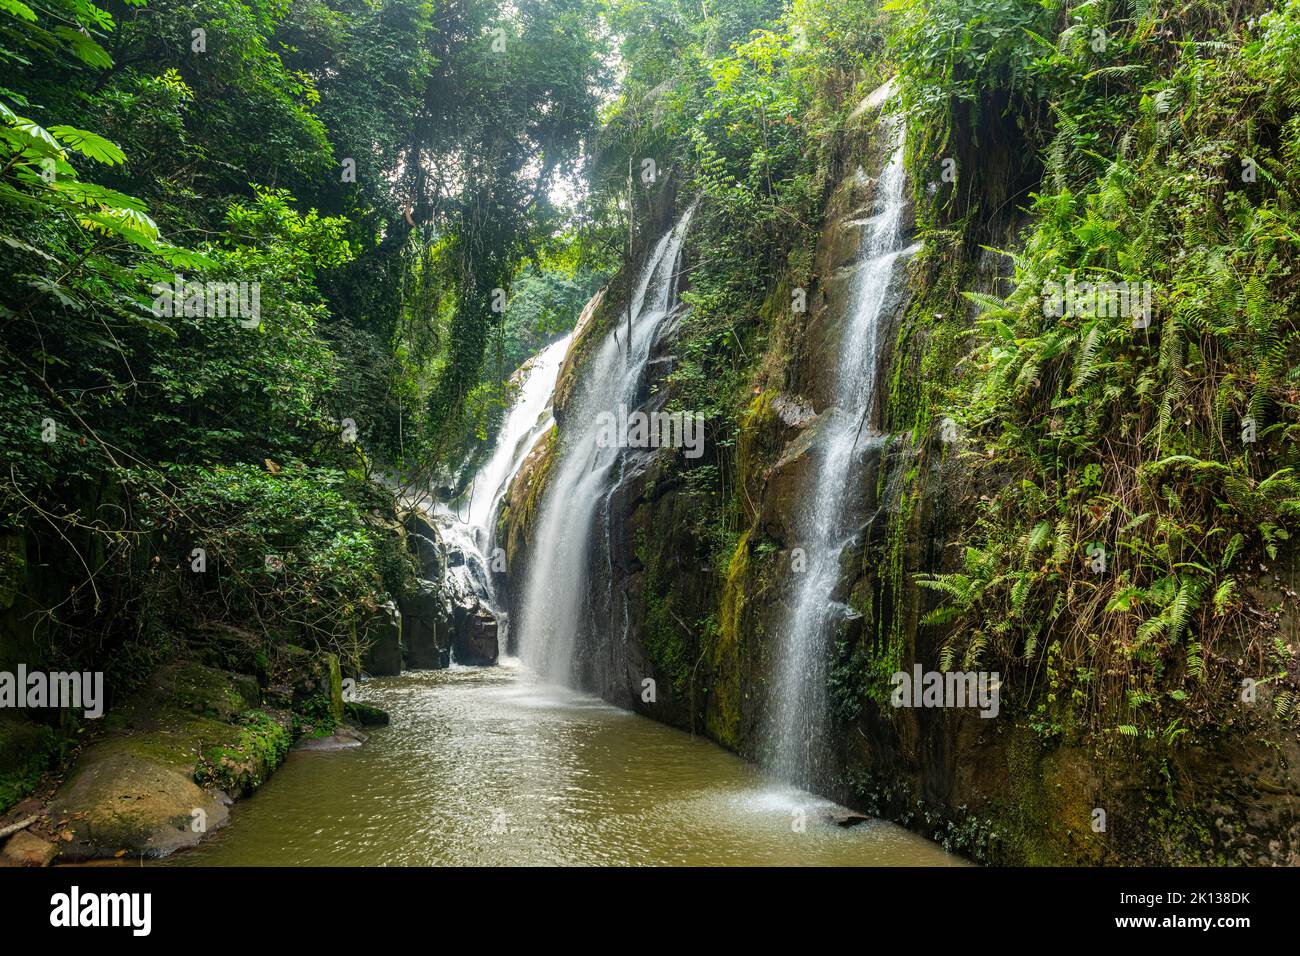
left=84, top=709, right=245, bottom=778
left=502, top=426, right=558, bottom=569
left=167, top=661, right=260, bottom=720
left=344, top=701, right=389, bottom=726
left=736, top=390, right=778, bottom=504
left=0, top=716, right=60, bottom=813
left=194, top=710, right=291, bottom=796
left=635, top=528, right=693, bottom=694
left=325, top=652, right=343, bottom=721
left=706, top=528, right=750, bottom=748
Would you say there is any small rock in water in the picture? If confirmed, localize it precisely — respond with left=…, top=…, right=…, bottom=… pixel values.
left=830, top=812, right=872, bottom=829
left=293, top=726, right=367, bottom=752
left=344, top=701, right=390, bottom=727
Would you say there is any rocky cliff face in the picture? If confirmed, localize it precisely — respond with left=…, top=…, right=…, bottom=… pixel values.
left=501, top=91, right=1300, bottom=865
left=372, top=508, right=500, bottom=673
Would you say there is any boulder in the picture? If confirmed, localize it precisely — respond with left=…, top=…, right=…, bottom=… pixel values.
left=159, top=660, right=260, bottom=720
left=400, top=578, right=450, bottom=670
left=274, top=646, right=344, bottom=719
left=344, top=702, right=389, bottom=727
left=1, top=829, right=58, bottom=867
left=408, top=533, right=444, bottom=579
left=49, top=751, right=230, bottom=860
left=360, top=601, right=403, bottom=677
left=454, top=608, right=499, bottom=666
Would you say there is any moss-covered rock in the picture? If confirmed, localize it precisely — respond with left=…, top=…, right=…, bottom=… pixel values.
left=344, top=701, right=389, bottom=727
left=272, top=644, right=343, bottom=722
left=50, top=750, right=230, bottom=860
left=552, top=288, right=606, bottom=421
left=499, top=425, right=558, bottom=588
left=47, top=661, right=297, bottom=860
left=706, top=530, right=750, bottom=749
left=160, top=660, right=260, bottom=721
left=194, top=710, right=292, bottom=797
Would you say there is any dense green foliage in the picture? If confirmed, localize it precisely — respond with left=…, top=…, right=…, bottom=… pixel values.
left=594, top=0, right=1300, bottom=755
left=901, top=0, right=1300, bottom=738
left=3, top=0, right=1298, bottom=838
left=0, top=0, right=609, bottom=704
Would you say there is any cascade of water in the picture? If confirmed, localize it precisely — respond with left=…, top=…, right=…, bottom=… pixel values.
left=465, top=335, right=574, bottom=555
left=770, top=122, right=917, bottom=785
left=517, top=208, right=696, bottom=685
left=433, top=334, right=572, bottom=616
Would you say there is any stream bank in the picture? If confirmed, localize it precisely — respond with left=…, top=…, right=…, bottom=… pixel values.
left=0, top=630, right=387, bottom=865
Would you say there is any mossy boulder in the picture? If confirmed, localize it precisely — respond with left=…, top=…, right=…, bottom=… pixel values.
left=50, top=750, right=230, bottom=860
left=273, top=644, right=345, bottom=722
left=158, top=661, right=260, bottom=721
left=48, top=661, right=294, bottom=860
left=344, top=701, right=389, bottom=727
left=194, top=710, right=292, bottom=797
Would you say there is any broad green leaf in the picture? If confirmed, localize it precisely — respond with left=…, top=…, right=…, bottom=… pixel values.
left=0, top=0, right=36, bottom=23
left=49, top=125, right=127, bottom=165
left=52, top=27, right=114, bottom=69
left=7, top=115, right=62, bottom=153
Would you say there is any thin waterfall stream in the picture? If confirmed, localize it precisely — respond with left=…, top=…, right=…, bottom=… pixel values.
left=770, top=122, right=920, bottom=786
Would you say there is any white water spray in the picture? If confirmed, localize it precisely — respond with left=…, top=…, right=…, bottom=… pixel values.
left=465, top=335, right=573, bottom=552
left=517, top=209, right=696, bottom=685
left=770, top=122, right=917, bottom=784
left=434, top=334, right=572, bottom=617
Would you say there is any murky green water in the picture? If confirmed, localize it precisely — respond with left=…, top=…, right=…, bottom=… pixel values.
left=168, top=661, right=962, bottom=866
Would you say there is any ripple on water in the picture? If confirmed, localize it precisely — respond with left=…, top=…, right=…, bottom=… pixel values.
left=165, top=666, right=965, bottom=867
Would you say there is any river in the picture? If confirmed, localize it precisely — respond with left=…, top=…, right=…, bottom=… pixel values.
left=166, top=660, right=962, bottom=866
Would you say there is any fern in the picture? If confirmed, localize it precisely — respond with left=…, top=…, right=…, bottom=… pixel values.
left=1212, top=578, right=1237, bottom=616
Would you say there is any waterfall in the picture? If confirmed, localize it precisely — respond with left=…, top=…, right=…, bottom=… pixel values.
left=433, top=333, right=572, bottom=618
left=464, top=334, right=573, bottom=560
left=517, top=207, right=696, bottom=686
left=770, top=122, right=917, bottom=785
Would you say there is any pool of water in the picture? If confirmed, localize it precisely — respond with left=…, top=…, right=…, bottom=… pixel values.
left=167, top=660, right=963, bottom=866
